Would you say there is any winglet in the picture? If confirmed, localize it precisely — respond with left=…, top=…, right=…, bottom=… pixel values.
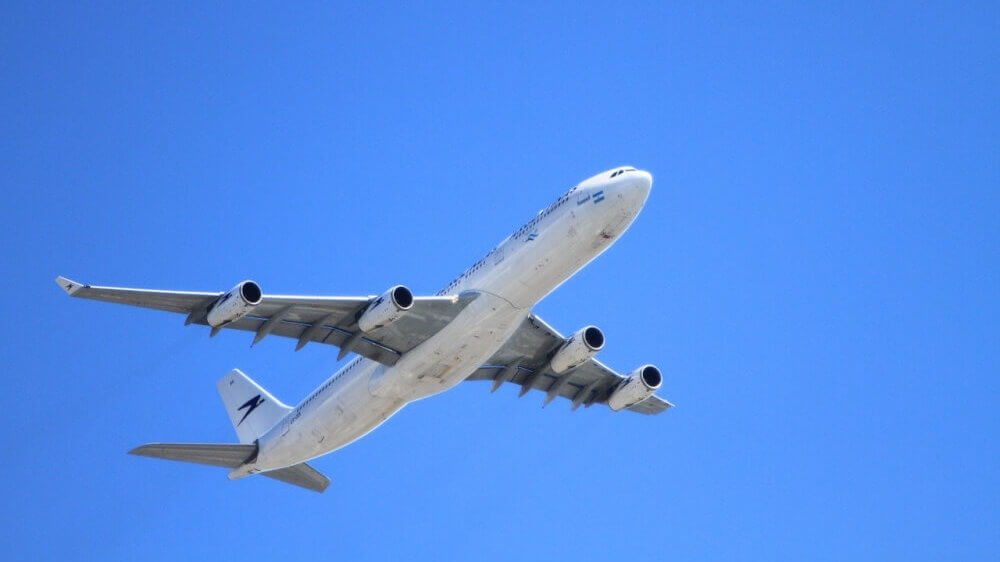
left=55, top=276, right=85, bottom=296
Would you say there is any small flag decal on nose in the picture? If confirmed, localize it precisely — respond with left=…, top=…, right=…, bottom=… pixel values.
left=593, top=190, right=605, bottom=203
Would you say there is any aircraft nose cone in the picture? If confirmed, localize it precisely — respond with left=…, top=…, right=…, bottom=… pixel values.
left=633, top=170, right=652, bottom=196
left=622, top=170, right=652, bottom=208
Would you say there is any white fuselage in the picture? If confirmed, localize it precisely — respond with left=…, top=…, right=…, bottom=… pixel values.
left=244, top=168, right=653, bottom=474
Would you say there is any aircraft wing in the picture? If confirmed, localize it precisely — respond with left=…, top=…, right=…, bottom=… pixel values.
left=56, top=276, right=477, bottom=367
left=466, top=314, right=673, bottom=414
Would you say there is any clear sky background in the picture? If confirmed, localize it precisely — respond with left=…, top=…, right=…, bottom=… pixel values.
left=2, top=2, right=997, bottom=560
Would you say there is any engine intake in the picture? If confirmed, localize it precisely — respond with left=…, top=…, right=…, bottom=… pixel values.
left=206, top=280, right=262, bottom=327
left=608, top=365, right=662, bottom=411
left=357, top=285, right=414, bottom=333
left=549, top=326, right=605, bottom=374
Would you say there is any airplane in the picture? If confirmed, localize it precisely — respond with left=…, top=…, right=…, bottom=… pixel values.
left=57, top=166, right=672, bottom=493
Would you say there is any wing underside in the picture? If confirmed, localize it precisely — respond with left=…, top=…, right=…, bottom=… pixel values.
left=56, top=277, right=672, bottom=413
left=57, top=276, right=476, bottom=366
left=466, top=314, right=673, bottom=415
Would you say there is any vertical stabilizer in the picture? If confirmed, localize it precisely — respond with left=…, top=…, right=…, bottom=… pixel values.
left=217, top=369, right=292, bottom=444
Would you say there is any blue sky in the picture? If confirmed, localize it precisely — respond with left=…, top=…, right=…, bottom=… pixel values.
left=2, top=2, right=997, bottom=560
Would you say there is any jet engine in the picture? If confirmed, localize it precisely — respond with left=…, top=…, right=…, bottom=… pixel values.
left=357, top=285, right=414, bottom=333
left=206, top=280, right=263, bottom=327
left=608, top=365, right=662, bottom=411
left=549, top=326, right=605, bottom=373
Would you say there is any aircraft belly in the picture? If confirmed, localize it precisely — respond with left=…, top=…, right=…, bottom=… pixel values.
left=257, top=375, right=405, bottom=469
left=383, top=291, right=527, bottom=401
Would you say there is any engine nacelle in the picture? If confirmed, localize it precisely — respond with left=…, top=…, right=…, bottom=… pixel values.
left=357, top=285, right=414, bottom=333
left=206, top=280, right=263, bottom=327
left=549, top=326, right=605, bottom=374
left=608, top=365, right=663, bottom=411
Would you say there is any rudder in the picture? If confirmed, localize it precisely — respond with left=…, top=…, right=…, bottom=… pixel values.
left=217, top=369, right=291, bottom=444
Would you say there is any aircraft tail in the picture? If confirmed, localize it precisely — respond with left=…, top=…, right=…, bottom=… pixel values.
left=216, top=369, right=291, bottom=444
left=129, top=443, right=330, bottom=493
left=128, top=369, right=328, bottom=493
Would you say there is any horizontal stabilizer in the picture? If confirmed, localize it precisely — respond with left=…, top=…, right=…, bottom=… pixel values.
left=130, top=443, right=330, bottom=493
left=262, top=462, right=330, bottom=493
left=130, top=443, right=256, bottom=468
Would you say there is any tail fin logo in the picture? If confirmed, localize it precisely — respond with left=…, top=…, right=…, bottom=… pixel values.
left=237, top=394, right=265, bottom=426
